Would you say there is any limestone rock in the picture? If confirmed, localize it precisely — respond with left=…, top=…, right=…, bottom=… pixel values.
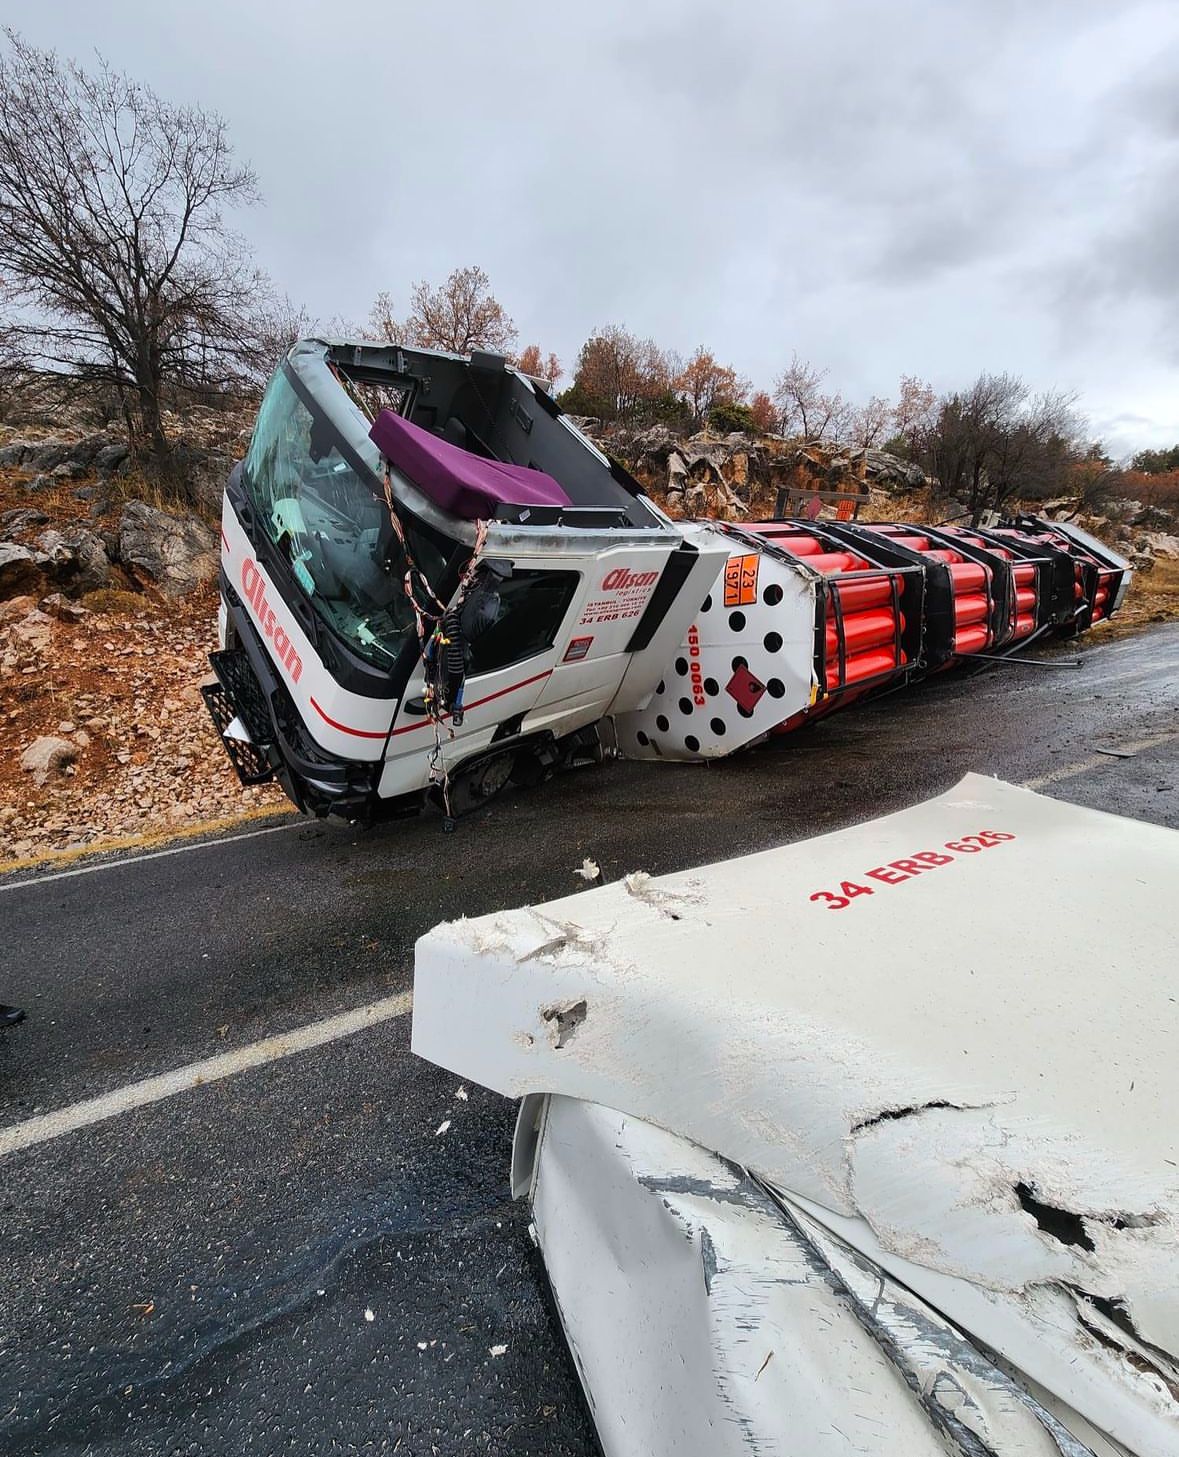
left=117, top=501, right=217, bottom=598
left=0, top=542, right=49, bottom=599
left=1144, top=531, right=1179, bottom=560
left=20, top=735, right=79, bottom=787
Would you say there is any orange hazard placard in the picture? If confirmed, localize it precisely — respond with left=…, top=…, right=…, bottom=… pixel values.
left=723, top=553, right=759, bottom=607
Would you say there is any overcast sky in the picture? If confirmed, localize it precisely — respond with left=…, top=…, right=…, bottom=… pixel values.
left=6, top=1, right=1179, bottom=456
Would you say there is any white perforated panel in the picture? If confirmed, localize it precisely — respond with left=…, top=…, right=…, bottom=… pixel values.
left=614, top=532, right=817, bottom=762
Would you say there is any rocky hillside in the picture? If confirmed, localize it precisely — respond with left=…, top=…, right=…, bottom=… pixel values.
left=0, top=432, right=284, bottom=866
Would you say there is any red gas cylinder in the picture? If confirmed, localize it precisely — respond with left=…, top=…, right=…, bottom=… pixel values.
left=954, top=623, right=990, bottom=654
left=825, top=608, right=902, bottom=656
left=1013, top=564, right=1036, bottom=585
left=949, top=561, right=988, bottom=591
left=1015, top=587, right=1036, bottom=612
left=829, top=647, right=904, bottom=686
left=832, top=578, right=894, bottom=613
left=806, top=551, right=869, bottom=574
left=953, top=593, right=990, bottom=627
left=1013, top=613, right=1036, bottom=637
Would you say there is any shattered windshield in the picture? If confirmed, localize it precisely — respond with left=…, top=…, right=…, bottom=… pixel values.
left=242, top=367, right=447, bottom=668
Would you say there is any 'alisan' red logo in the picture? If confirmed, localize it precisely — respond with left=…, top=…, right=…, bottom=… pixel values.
left=601, top=567, right=659, bottom=591
left=241, top=559, right=303, bottom=683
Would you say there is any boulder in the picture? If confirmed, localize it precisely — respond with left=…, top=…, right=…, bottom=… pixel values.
left=859, top=449, right=927, bottom=490
left=170, top=445, right=235, bottom=513
left=93, top=442, right=130, bottom=476
left=0, top=594, right=38, bottom=624
left=0, top=508, right=50, bottom=539
left=1144, top=531, right=1179, bottom=560
left=0, top=541, right=49, bottom=599
left=62, top=527, right=112, bottom=592
left=117, top=500, right=217, bottom=597
left=6, top=607, right=54, bottom=653
left=20, top=735, right=78, bottom=787
left=39, top=592, right=89, bottom=623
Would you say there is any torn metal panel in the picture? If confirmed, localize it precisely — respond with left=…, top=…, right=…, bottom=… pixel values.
left=529, top=1096, right=1113, bottom=1456
left=412, top=775, right=1179, bottom=1452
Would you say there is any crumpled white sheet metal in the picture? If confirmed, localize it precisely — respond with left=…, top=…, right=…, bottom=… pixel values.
left=412, top=775, right=1179, bottom=1454
left=527, top=1095, right=1115, bottom=1456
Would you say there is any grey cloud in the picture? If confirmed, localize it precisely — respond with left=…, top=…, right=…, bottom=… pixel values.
left=5, top=0, right=1179, bottom=448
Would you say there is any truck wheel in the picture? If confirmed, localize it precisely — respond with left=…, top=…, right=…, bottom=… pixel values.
left=430, top=750, right=515, bottom=819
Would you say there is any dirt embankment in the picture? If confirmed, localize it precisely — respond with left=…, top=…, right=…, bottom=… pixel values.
left=0, top=458, right=285, bottom=867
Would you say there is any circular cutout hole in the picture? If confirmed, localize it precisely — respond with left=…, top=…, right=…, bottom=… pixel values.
left=701, top=594, right=713, bottom=612
left=678, top=697, right=693, bottom=715
left=675, top=657, right=688, bottom=676
left=656, top=680, right=666, bottom=695
left=636, top=730, right=649, bottom=746
left=703, top=676, right=719, bottom=696
left=737, top=704, right=754, bottom=719
left=710, top=717, right=726, bottom=735
left=684, top=734, right=700, bottom=753
left=764, top=631, right=783, bottom=653
left=767, top=678, right=785, bottom=699
left=731, top=655, right=748, bottom=673
left=656, top=714, right=670, bottom=732
left=729, top=611, right=746, bottom=632
left=763, top=583, right=783, bottom=606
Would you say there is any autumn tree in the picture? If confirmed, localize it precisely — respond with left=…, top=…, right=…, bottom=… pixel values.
left=772, top=355, right=850, bottom=443
left=514, top=343, right=562, bottom=386
left=422, top=265, right=516, bottom=353
left=559, top=325, right=682, bottom=425
left=0, top=31, right=265, bottom=474
left=673, top=347, right=748, bottom=430
left=748, top=390, right=776, bottom=434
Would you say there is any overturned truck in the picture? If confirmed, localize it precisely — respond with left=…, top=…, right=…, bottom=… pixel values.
left=204, top=340, right=1132, bottom=817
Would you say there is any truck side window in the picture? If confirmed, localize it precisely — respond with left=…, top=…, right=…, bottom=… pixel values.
left=467, top=571, right=579, bottom=676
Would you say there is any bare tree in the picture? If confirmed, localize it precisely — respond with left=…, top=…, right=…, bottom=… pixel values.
left=0, top=31, right=265, bottom=476
left=892, top=374, right=936, bottom=448
left=772, top=355, right=850, bottom=443
left=365, top=289, right=405, bottom=345
left=248, top=295, right=318, bottom=386
left=846, top=394, right=891, bottom=449
left=405, top=265, right=515, bottom=354
left=915, top=373, right=1081, bottom=524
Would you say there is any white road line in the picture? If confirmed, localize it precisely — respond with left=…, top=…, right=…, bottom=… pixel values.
left=0, top=989, right=413, bottom=1159
left=0, top=820, right=298, bottom=893
left=1022, top=730, right=1177, bottom=790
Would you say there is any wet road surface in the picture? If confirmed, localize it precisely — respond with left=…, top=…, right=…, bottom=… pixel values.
left=1, top=622, right=1176, bottom=1455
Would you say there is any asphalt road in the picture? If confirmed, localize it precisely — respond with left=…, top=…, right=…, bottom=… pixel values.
left=2, top=622, right=1177, bottom=1456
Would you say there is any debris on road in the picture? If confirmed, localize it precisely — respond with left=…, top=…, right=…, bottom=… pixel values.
left=573, top=858, right=601, bottom=881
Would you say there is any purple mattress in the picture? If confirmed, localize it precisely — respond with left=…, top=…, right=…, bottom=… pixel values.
left=369, top=410, right=571, bottom=520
